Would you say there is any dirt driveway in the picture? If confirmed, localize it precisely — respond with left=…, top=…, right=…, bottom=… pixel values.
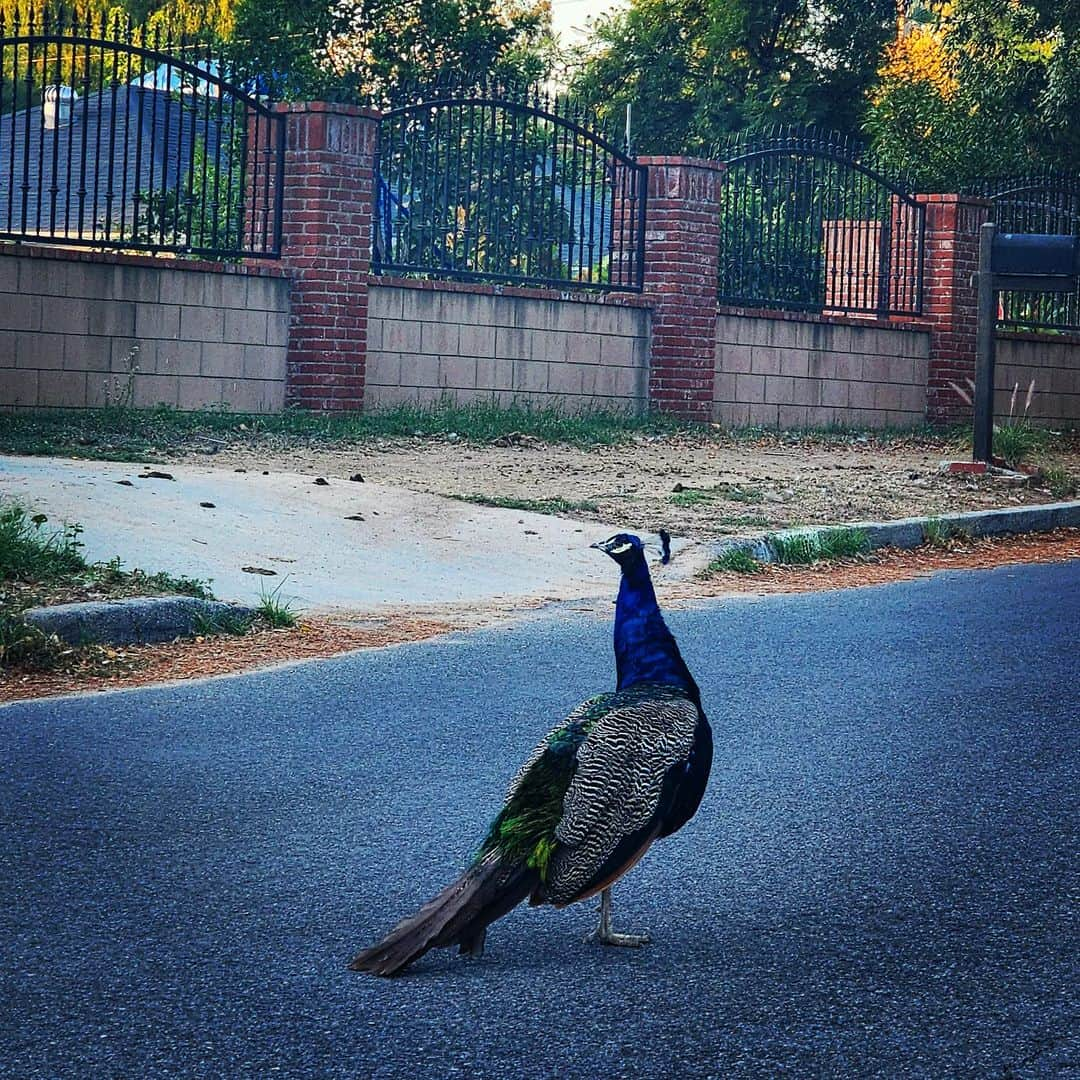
left=193, top=431, right=1080, bottom=540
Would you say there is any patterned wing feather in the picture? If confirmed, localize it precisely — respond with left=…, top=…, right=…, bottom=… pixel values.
left=546, top=691, right=699, bottom=904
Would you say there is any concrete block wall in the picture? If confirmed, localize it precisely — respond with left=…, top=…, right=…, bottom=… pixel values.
left=366, top=280, right=650, bottom=412
left=714, top=312, right=931, bottom=428
left=995, top=333, right=1080, bottom=425
left=0, top=248, right=289, bottom=411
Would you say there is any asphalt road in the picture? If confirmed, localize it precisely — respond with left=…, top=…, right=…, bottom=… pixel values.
left=2, top=562, right=1078, bottom=1079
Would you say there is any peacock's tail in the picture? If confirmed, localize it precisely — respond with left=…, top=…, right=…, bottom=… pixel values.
left=348, top=852, right=538, bottom=977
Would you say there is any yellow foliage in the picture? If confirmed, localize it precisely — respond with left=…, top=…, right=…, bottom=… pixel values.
left=877, top=25, right=957, bottom=99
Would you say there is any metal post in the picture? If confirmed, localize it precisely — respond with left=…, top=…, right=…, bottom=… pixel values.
left=973, top=221, right=997, bottom=463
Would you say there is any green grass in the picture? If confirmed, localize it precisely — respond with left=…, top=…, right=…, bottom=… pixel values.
left=0, top=504, right=88, bottom=582
left=993, top=422, right=1045, bottom=468
left=0, top=499, right=217, bottom=671
left=0, top=402, right=699, bottom=460
left=1042, top=465, right=1077, bottom=500
left=922, top=517, right=952, bottom=549
left=701, top=548, right=763, bottom=575
left=668, top=483, right=764, bottom=508
left=255, top=580, right=298, bottom=629
left=451, top=494, right=600, bottom=515
left=767, top=527, right=871, bottom=565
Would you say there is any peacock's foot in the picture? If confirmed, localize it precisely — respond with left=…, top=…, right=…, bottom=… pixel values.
left=583, top=927, right=652, bottom=947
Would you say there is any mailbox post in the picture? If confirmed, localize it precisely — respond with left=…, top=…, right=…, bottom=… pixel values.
left=972, top=225, right=1080, bottom=461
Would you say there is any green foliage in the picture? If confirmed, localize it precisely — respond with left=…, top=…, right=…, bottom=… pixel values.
left=768, top=526, right=870, bottom=564
left=0, top=505, right=87, bottom=583
left=865, top=0, right=1080, bottom=186
left=192, top=608, right=253, bottom=636
left=227, top=0, right=552, bottom=104
left=701, top=548, right=763, bottom=574
left=568, top=0, right=896, bottom=154
left=132, top=130, right=244, bottom=253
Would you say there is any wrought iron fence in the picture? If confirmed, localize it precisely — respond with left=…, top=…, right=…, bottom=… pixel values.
left=0, top=8, right=283, bottom=258
left=715, top=127, right=924, bottom=317
left=967, top=172, right=1080, bottom=332
left=374, top=84, right=646, bottom=291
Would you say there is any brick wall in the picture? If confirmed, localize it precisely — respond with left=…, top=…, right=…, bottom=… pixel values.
left=0, top=247, right=289, bottom=411
left=714, top=310, right=931, bottom=427
left=276, top=103, right=375, bottom=411
left=366, top=279, right=651, bottom=412
left=995, top=332, right=1080, bottom=425
left=636, top=157, right=724, bottom=420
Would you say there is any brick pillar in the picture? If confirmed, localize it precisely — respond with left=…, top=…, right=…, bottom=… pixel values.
left=274, top=102, right=378, bottom=411
left=917, top=194, right=992, bottom=425
left=635, top=156, right=725, bottom=420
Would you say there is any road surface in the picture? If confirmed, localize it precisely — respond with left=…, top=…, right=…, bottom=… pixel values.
left=2, top=561, right=1077, bottom=1078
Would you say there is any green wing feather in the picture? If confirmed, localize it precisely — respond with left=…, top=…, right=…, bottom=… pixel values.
left=476, top=694, right=616, bottom=878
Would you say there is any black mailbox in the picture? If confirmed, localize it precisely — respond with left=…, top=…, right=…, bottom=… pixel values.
left=991, top=233, right=1080, bottom=278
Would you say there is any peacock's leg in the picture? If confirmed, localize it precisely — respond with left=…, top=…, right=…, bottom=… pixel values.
left=583, top=887, right=651, bottom=947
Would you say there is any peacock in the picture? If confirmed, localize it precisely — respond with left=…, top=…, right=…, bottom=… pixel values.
left=349, top=531, right=713, bottom=976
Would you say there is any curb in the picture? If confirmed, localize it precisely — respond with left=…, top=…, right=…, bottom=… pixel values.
left=708, top=500, right=1080, bottom=565
left=24, top=596, right=257, bottom=646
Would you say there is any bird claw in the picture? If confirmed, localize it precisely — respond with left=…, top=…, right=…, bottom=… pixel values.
left=583, top=929, right=652, bottom=948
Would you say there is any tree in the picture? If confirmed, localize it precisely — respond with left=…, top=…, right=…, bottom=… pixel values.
left=566, top=0, right=896, bottom=155
left=227, top=0, right=553, bottom=103
left=864, top=0, right=1080, bottom=187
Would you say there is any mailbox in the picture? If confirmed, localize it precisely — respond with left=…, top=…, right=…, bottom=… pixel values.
left=991, top=233, right=1080, bottom=278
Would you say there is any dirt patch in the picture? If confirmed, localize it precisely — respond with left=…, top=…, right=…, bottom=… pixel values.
left=189, top=432, right=1080, bottom=540
left=1, top=614, right=452, bottom=704
left=663, top=528, right=1080, bottom=600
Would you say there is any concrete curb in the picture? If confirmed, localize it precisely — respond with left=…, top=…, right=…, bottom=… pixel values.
left=24, top=597, right=257, bottom=646
left=708, top=500, right=1080, bottom=565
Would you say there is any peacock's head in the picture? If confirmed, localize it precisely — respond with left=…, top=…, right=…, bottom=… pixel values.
left=591, top=531, right=671, bottom=566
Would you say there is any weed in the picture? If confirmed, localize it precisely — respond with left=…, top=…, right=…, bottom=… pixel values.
left=137, top=570, right=215, bottom=599
left=993, top=422, right=1043, bottom=468
left=668, top=483, right=763, bottom=508
left=768, top=527, right=870, bottom=565
left=668, top=488, right=713, bottom=508
left=0, top=504, right=87, bottom=582
left=452, top=494, right=600, bottom=515
left=702, top=548, right=763, bottom=575
left=922, top=517, right=952, bottom=548
left=715, top=514, right=770, bottom=529
left=1041, top=465, right=1077, bottom=500
left=256, top=580, right=297, bottom=629
left=192, top=609, right=253, bottom=637
left=0, top=611, right=64, bottom=668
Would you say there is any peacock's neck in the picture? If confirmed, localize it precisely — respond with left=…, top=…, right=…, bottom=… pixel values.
left=613, top=557, right=698, bottom=699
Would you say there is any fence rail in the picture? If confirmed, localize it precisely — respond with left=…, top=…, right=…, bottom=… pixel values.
left=0, top=8, right=283, bottom=258
left=374, top=85, right=646, bottom=292
left=715, top=127, right=925, bottom=318
left=968, top=172, right=1080, bottom=332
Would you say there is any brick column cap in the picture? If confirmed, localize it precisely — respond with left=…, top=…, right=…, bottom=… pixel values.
left=273, top=100, right=382, bottom=120
left=638, top=154, right=726, bottom=173
left=914, top=193, right=992, bottom=207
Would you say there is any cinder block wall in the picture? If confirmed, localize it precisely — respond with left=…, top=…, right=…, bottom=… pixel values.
left=366, top=280, right=651, bottom=412
left=996, top=333, right=1080, bottom=425
left=714, top=312, right=932, bottom=428
left=0, top=248, right=290, bottom=411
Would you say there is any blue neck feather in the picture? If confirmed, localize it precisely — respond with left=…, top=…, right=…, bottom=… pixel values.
left=613, top=553, right=698, bottom=700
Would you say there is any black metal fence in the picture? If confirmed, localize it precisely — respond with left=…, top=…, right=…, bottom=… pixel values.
left=968, top=173, right=1080, bottom=332
left=715, top=127, right=925, bottom=317
left=374, top=85, right=646, bottom=291
left=0, top=8, right=283, bottom=258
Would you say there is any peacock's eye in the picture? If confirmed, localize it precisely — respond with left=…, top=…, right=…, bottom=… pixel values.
left=610, top=542, right=633, bottom=555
